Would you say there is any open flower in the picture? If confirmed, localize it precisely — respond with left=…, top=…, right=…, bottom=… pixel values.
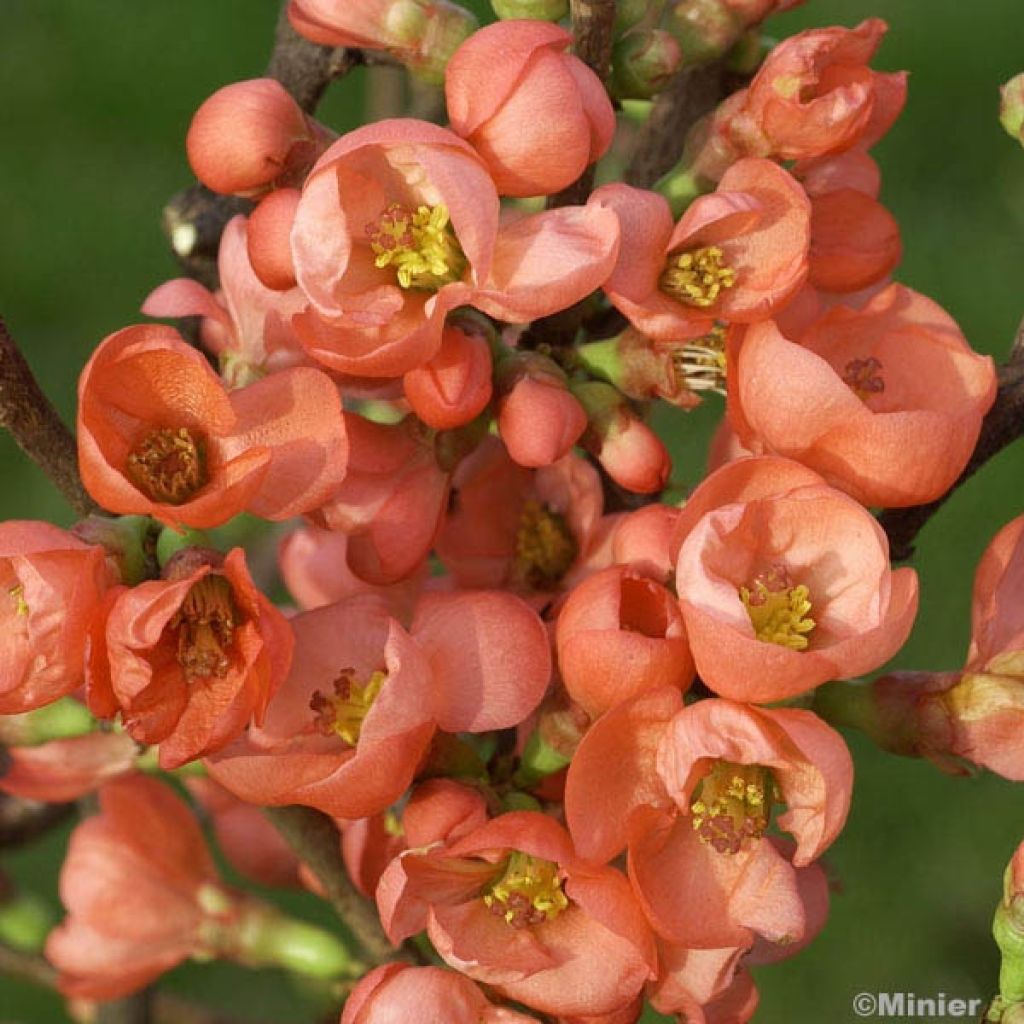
left=206, top=591, right=550, bottom=819
left=728, top=285, right=997, bottom=507
left=378, top=811, right=656, bottom=1017
left=290, top=119, right=619, bottom=378
left=590, top=158, right=809, bottom=343
left=670, top=456, right=918, bottom=702
left=87, top=548, right=294, bottom=769
left=77, top=325, right=348, bottom=529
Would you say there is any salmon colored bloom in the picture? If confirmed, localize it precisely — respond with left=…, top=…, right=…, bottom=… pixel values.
left=290, top=119, right=619, bottom=378
left=378, top=811, right=656, bottom=1017
left=340, top=811, right=408, bottom=901
left=729, top=285, right=998, bottom=507
left=445, top=20, right=615, bottom=197
left=186, top=78, right=332, bottom=198
left=556, top=566, right=694, bottom=719
left=87, top=548, right=294, bottom=770
left=206, top=591, right=550, bottom=819
left=341, top=964, right=541, bottom=1024
left=143, top=215, right=307, bottom=387
left=77, top=325, right=349, bottom=529
left=565, top=690, right=850, bottom=951
left=246, top=187, right=302, bottom=291
left=671, top=456, right=918, bottom=702
left=436, top=438, right=607, bottom=594
left=0, top=521, right=112, bottom=714
left=314, top=413, right=450, bottom=586
left=611, top=504, right=681, bottom=587
left=590, top=158, right=810, bottom=343
left=45, top=775, right=225, bottom=999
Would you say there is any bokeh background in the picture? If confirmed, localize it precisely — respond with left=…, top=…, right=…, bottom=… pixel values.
left=1, top=0, right=1022, bottom=1020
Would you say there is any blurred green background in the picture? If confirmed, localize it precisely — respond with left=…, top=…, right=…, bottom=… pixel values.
left=1, top=0, right=1022, bottom=1021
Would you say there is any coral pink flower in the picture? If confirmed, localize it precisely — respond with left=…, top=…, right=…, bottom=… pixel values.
left=378, top=811, right=656, bottom=1017
left=278, top=524, right=426, bottom=616
left=186, top=79, right=331, bottom=198
left=77, top=325, right=348, bottom=529
left=556, top=566, right=694, bottom=719
left=0, top=732, right=137, bottom=803
left=445, top=20, right=615, bottom=197
left=342, top=964, right=540, bottom=1024
left=247, top=187, right=302, bottom=290
left=671, top=456, right=918, bottom=702
left=143, top=216, right=307, bottom=386
left=314, top=413, right=450, bottom=585
left=45, top=775, right=225, bottom=999
left=87, top=548, right=294, bottom=770
left=721, top=19, right=907, bottom=163
left=0, top=521, right=112, bottom=714
left=290, top=119, right=619, bottom=378
left=590, top=158, right=809, bottom=343
left=206, top=591, right=550, bottom=819
left=611, top=504, right=681, bottom=587
left=341, top=811, right=408, bottom=901
left=436, top=438, right=606, bottom=594
left=729, top=285, right=997, bottom=507
left=565, top=690, right=851, bottom=951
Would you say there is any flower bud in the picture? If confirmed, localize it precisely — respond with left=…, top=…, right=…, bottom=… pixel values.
left=572, top=381, right=672, bottom=494
left=491, top=0, right=568, bottom=20
left=616, top=0, right=659, bottom=31
left=186, top=79, right=328, bottom=198
left=1001, top=73, right=1024, bottom=146
left=71, top=514, right=155, bottom=585
left=496, top=352, right=587, bottom=467
left=666, top=0, right=741, bottom=63
left=247, top=187, right=300, bottom=290
left=612, top=29, right=683, bottom=100
left=412, top=2, right=478, bottom=83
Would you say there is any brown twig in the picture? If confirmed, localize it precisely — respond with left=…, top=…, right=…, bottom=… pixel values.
left=0, top=319, right=97, bottom=517
left=624, top=59, right=728, bottom=188
left=264, top=806, right=417, bottom=967
left=0, top=794, right=74, bottom=850
left=879, top=357, right=1024, bottom=561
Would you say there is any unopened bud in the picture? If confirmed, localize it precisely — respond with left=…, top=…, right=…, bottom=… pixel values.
left=616, top=0, right=660, bottom=32
left=612, top=29, right=683, bottom=100
left=666, top=0, right=741, bottom=64
left=411, top=3, right=479, bottom=84
left=247, top=188, right=300, bottom=290
left=1001, top=73, right=1024, bottom=147
left=491, top=0, right=568, bottom=20
left=71, top=514, right=155, bottom=585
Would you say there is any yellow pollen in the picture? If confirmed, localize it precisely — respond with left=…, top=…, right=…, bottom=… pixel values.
left=8, top=584, right=29, bottom=617
left=310, top=668, right=387, bottom=746
left=690, top=760, right=773, bottom=855
left=660, top=245, right=737, bottom=308
left=127, top=427, right=205, bottom=505
left=173, top=575, right=237, bottom=681
left=841, top=356, right=885, bottom=402
left=739, top=564, right=815, bottom=651
left=367, top=202, right=466, bottom=291
left=482, top=851, right=568, bottom=929
left=671, top=323, right=729, bottom=396
left=514, top=500, right=578, bottom=590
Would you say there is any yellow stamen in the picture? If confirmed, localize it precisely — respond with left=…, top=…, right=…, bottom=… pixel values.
left=671, top=323, right=729, bottom=396
left=8, top=584, right=29, bottom=617
left=127, top=427, right=205, bottom=505
left=660, top=245, right=736, bottom=308
left=483, top=851, right=568, bottom=928
left=740, top=565, right=815, bottom=651
left=690, top=760, right=773, bottom=855
left=367, top=202, right=466, bottom=291
left=841, top=356, right=885, bottom=402
left=310, top=668, right=387, bottom=746
left=514, top=499, right=578, bottom=590
left=173, top=575, right=237, bottom=681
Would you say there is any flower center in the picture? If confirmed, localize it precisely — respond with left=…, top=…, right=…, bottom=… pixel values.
left=367, top=202, right=466, bottom=291
left=514, top=500, right=578, bottom=590
left=690, top=760, right=774, bottom=855
left=483, top=851, right=568, bottom=928
left=173, top=575, right=237, bottom=681
left=671, top=323, right=728, bottom=396
left=660, top=245, right=737, bottom=308
left=841, top=356, right=885, bottom=401
left=310, top=668, right=387, bottom=746
left=127, top=427, right=205, bottom=505
left=739, top=564, right=815, bottom=651
left=8, top=584, right=29, bottom=617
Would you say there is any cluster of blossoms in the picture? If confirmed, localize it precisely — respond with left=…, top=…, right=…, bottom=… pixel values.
left=1, top=1, right=1019, bottom=1022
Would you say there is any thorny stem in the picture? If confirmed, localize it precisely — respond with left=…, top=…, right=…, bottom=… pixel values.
left=0, top=319, right=97, bottom=517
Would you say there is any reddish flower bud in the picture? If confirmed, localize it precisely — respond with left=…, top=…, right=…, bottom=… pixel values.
left=247, top=187, right=301, bottom=290
left=611, top=30, right=683, bottom=101
left=186, top=79, right=329, bottom=198
left=446, top=20, right=615, bottom=197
